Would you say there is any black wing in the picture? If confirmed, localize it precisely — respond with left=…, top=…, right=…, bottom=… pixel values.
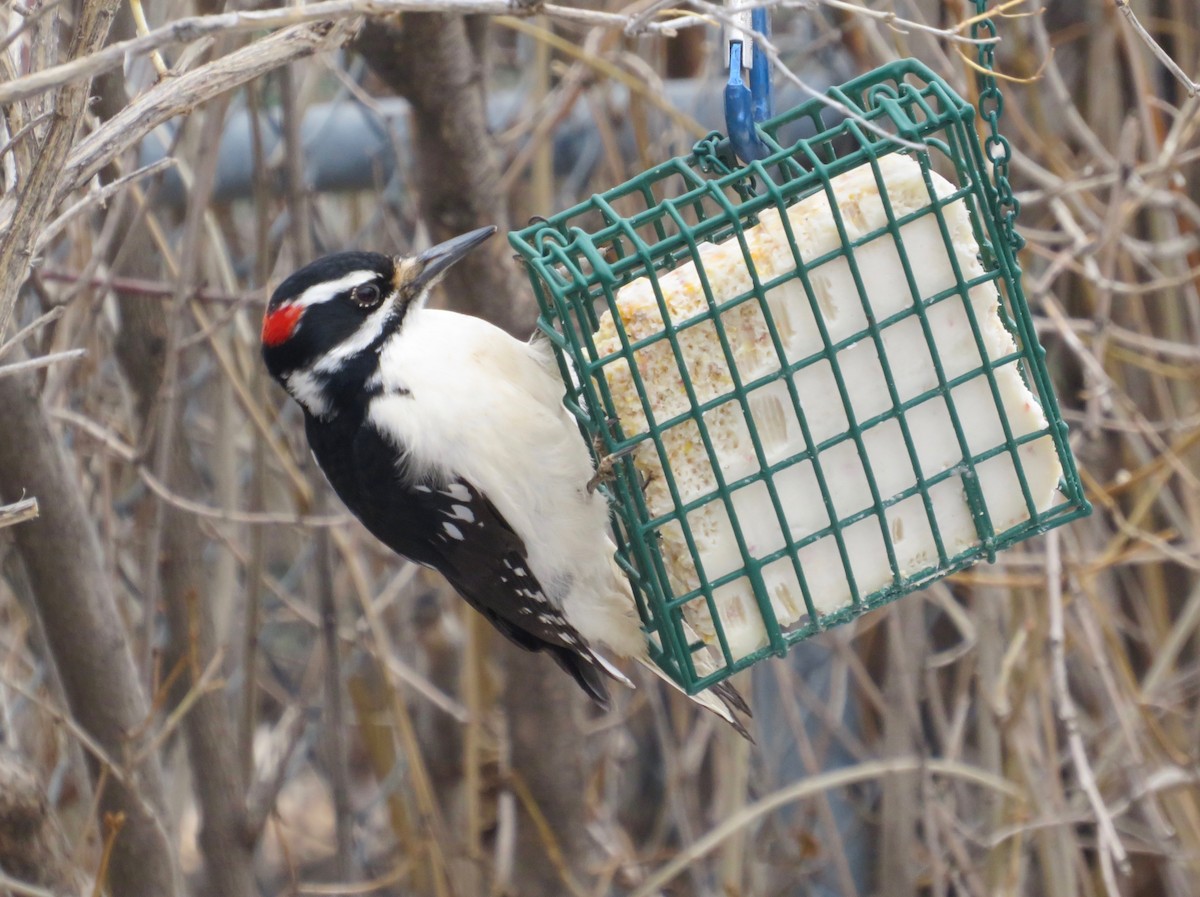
left=306, top=411, right=614, bottom=706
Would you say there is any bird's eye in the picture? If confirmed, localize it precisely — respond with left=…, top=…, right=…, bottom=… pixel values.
left=351, top=283, right=382, bottom=308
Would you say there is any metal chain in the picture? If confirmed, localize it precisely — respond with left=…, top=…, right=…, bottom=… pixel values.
left=972, top=1, right=1023, bottom=250
left=692, top=133, right=760, bottom=201
left=693, top=133, right=737, bottom=176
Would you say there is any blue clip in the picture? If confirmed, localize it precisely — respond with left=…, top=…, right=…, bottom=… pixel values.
left=724, top=7, right=773, bottom=164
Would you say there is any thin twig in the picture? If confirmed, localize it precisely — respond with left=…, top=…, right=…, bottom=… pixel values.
left=37, top=269, right=254, bottom=305
left=628, top=757, right=1022, bottom=897
left=49, top=407, right=347, bottom=526
left=1141, top=577, right=1200, bottom=696
left=495, top=17, right=705, bottom=139
left=0, top=109, right=54, bottom=162
left=1, top=677, right=170, bottom=838
left=239, top=76, right=274, bottom=792
left=0, top=870, right=64, bottom=897
left=507, top=771, right=590, bottom=897
left=332, top=528, right=457, bottom=896
left=317, top=530, right=357, bottom=881
left=35, top=158, right=177, bottom=253
left=56, top=22, right=352, bottom=210
left=138, top=469, right=347, bottom=527
left=128, top=0, right=168, bottom=78
left=0, top=497, right=38, bottom=530
left=688, top=0, right=931, bottom=152
left=130, top=649, right=227, bottom=766
left=244, top=705, right=313, bottom=840
left=0, top=0, right=666, bottom=108
left=295, top=864, right=411, bottom=896
left=1045, top=531, right=1130, bottom=894
left=0, top=0, right=121, bottom=347
left=623, top=0, right=1008, bottom=41
left=0, top=0, right=1015, bottom=112
left=0, top=0, right=70, bottom=56
left=0, top=349, right=86, bottom=378
left=1114, top=0, right=1199, bottom=97
left=0, top=305, right=64, bottom=360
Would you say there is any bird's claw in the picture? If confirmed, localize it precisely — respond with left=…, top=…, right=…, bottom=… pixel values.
left=587, top=434, right=636, bottom=495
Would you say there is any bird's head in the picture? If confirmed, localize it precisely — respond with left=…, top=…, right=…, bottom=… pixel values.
left=261, top=226, right=496, bottom=417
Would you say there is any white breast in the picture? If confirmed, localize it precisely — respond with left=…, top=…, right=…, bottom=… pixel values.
left=367, top=310, right=643, bottom=654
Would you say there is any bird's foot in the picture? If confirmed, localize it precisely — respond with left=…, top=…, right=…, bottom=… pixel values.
left=588, top=420, right=636, bottom=494
left=587, top=444, right=637, bottom=494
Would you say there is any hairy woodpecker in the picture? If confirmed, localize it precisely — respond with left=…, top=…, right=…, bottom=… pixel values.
left=261, top=227, right=749, bottom=736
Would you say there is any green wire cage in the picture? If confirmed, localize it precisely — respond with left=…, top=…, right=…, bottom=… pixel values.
left=509, top=58, right=1090, bottom=693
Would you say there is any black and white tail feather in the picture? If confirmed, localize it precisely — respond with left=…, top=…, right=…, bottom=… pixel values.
left=261, top=226, right=751, bottom=739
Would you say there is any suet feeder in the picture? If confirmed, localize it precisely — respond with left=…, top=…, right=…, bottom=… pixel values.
left=509, top=58, right=1089, bottom=693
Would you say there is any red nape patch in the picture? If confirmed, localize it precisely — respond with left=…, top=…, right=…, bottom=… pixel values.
left=261, top=304, right=303, bottom=347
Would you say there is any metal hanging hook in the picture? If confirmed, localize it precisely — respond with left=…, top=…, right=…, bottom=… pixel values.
left=724, top=6, right=773, bottom=164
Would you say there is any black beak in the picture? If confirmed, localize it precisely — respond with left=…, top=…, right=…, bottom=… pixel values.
left=410, top=226, right=497, bottom=292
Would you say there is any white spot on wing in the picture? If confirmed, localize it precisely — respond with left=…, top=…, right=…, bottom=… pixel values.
left=449, top=504, right=474, bottom=523
left=442, top=483, right=470, bottom=501
left=442, top=522, right=464, bottom=540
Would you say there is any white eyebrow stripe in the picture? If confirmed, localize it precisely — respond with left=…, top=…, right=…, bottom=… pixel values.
left=294, top=270, right=379, bottom=309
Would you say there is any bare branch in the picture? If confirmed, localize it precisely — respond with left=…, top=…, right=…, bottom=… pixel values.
left=0, top=870, right=65, bottom=897
left=1114, top=0, right=1199, bottom=97
left=50, top=407, right=350, bottom=527
left=0, top=496, right=38, bottom=530
left=35, top=157, right=176, bottom=252
left=0, top=0, right=121, bottom=341
left=0, top=0, right=1011, bottom=114
left=0, top=349, right=86, bottom=379
left=243, top=705, right=313, bottom=840
left=1045, top=532, right=1130, bottom=894
left=0, top=306, right=65, bottom=360
left=0, top=0, right=644, bottom=109
left=629, top=757, right=1021, bottom=897
left=58, top=22, right=353, bottom=202
left=38, top=269, right=250, bottom=304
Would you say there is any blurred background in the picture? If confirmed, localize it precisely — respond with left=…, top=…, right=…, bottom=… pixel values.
left=0, top=2, right=1197, bottom=896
